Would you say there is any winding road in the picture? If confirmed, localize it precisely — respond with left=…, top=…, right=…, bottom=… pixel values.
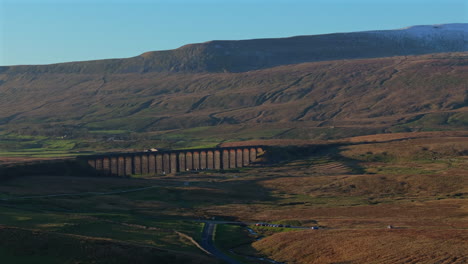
left=201, top=222, right=244, bottom=264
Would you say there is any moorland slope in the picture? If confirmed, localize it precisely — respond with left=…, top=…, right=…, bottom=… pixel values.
left=1, top=53, right=467, bottom=137
left=0, top=24, right=467, bottom=153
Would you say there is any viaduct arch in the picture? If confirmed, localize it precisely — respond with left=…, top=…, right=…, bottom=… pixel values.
left=84, top=146, right=265, bottom=177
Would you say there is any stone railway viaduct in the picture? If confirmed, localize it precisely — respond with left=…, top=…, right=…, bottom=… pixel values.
left=85, top=146, right=265, bottom=176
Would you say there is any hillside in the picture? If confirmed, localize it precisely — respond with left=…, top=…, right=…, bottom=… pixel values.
left=1, top=24, right=466, bottom=74
left=0, top=24, right=467, bottom=154
left=1, top=53, right=467, bottom=140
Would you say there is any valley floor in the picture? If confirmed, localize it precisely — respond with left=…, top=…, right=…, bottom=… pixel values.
left=0, top=132, right=466, bottom=263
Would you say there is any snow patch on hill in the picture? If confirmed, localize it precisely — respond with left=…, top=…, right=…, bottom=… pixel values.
left=365, top=23, right=467, bottom=50
left=369, top=23, right=467, bottom=38
left=399, top=23, right=467, bottom=33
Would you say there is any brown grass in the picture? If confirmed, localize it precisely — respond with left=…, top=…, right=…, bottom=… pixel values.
left=253, top=229, right=468, bottom=264
left=221, top=131, right=468, bottom=147
left=340, top=136, right=468, bottom=161
left=341, top=131, right=468, bottom=143
left=204, top=199, right=467, bottom=228
left=2, top=53, right=468, bottom=145
left=259, top=171, right=467, bottom=198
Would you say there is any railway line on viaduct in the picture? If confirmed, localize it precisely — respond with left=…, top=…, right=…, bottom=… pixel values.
left=84, top=146, right=265, bottom=177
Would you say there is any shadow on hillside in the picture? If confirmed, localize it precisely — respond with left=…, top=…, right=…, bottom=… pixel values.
left=0, top=166, right=280, bottom=222
left=0, top=144, right=372, bottom=221
left=0, top=143, right=369, bottom=181
left=0, top=159, right=105, bottom=180
left=260, top=144, right=366, bottom=174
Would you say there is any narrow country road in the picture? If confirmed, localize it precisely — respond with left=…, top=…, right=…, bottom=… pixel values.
left=201, top=222, right=244, bottom=264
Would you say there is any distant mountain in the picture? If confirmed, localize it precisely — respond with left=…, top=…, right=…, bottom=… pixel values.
left=1, top=23, right=466, bottom=74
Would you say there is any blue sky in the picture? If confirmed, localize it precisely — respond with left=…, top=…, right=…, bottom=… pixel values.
left=0, top=0, right=466, bottom=66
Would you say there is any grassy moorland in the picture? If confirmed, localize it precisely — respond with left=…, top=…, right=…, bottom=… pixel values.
left=1, top=53, right=467, bottom=158
left=0, top=131, right=466, bottom=263
left=253, top=229, right=467, bottom=264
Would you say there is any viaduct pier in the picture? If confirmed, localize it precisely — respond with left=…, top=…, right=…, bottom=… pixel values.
left=84, top=146, right=265, bottom=177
